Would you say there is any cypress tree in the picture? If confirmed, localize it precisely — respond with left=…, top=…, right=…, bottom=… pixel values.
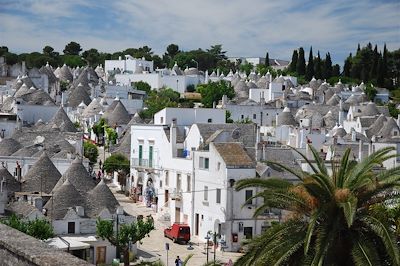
left=296, top=47, right=306, bottom=76
left=289, top=50, right=298, bottom=73
left=357, top=43, right=361, bottom=54
left=265, top=52, right=270, bottom=67
left=377, top=52, right=384, bottom=86
left=306, top=46, right=314, bottom=81
left=370, top=45, right=379, bottom=79
left=314, top=51, right=322, bottom=79
left=383, top=43, right=388, bottom=80
left=343, top=53, right=352, bottom=77
left=323, top=53, right=333, bottom=79
left=332, top=64, right=340, bottom=77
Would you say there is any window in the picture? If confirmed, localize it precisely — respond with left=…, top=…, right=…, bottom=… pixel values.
left=245, top=190, right=253, bottom=205
left=207, top=118, right=212, bottom=123
left=394, top=131, right=398, bottom=136
left=68, top=222, right=75, bottom=234
left=241, top=115, right=244, bottom=119
left=244, top=227, right=253, bottom=239
left=160, top=117, right=164, bottom=124
left=199, top=157, right=209, bottom=170
left=159, top=180, right=162, bottom=188
left=138, top=145, right=143, bottom=165
left=149, top=146, right=153, bottom=167
left=177, top=174, right=182, bottom=191
left=217, top=162, right=221, bottom=171
left=204, top=186, right=208, bottom=201
left=253, top=114, right=256, bottom=119
left=165, top=171, right=169, bottom=186
left=216, top=189, right=221, bottom=204
left=186, top=175, right=191, bottom=192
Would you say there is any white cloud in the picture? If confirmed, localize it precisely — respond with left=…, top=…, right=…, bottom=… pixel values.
left=1, top=0, right=399, bottom=63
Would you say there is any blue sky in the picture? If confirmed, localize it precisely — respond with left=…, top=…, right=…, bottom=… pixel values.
left=0, top=0, right=399, bottom=64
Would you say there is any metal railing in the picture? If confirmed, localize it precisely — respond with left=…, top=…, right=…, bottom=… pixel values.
left=132, top=158, right=157, bottom=168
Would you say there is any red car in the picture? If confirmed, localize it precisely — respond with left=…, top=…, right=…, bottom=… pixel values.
left=164, top=223, right=191, bottom=244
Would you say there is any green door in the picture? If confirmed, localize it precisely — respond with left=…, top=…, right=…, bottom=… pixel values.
left=139, top=145, right=143, bottom=166
left=149, top=146, right=153, bottom=167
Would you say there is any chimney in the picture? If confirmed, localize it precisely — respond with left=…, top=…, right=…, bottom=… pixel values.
left=217, top=69, right=220, bottom=77
left=275, top=113, right=279, bottom=126
left=221, top=95, right=228, bottom=107
left=21, top=61, right=26, bottom=74
left=76, top=206, right=84, bottom=217
left=351, top=129, right=356, bottom=142
left=262, top=144, right=266, bottom=161
left=358, top=139, right=363, bottom=162
left=260, top=92, right=265, bottom=105
left=170, top=119, right=177, bottom=157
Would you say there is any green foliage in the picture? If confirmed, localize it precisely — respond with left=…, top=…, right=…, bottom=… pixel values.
left=92, top=118, right=106, bottom=140
left=96, top=215, right=154, bottom=266
left=225, top=110, right=234, bottom=123
left=289, top=50, right=298, bottom=73
left=1, top=214, right=54, bottom=240
left=63, top=41, right=82, bottom=55
left=235, top=146, right=400, bottom=266
left=364, top=83, right=378, bottom=101
left=134, top=81, right=152, bottom=94
left=62, top=55, right=85, bottom=68
left=196, top=80, right=235, bottom=108
left=103, top=153, right=130, bottom=174
left=305, top=47, right=314, bottom=81
left=239, top=62, right=253, bottom=76
left=296, top=47, right=306, bottom=76
left=83, top=141, right=99, bottom=165
left=140, top=88, right=180, bottom=119
left=236, top=117, right=253, bottom=124
left=105, top=127, right=118, bottom=145
left=388, top=102, right=400, bottom=118
left=82, top=48, right=100, bottom=66
left=256, top=64, right=276, bottom=76
left=265, top=52, right=270, bottom=67
left=60, top=80, right=70, bottom=91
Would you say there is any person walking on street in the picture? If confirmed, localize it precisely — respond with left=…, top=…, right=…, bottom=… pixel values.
left=175, top=256, right=182, bottom=266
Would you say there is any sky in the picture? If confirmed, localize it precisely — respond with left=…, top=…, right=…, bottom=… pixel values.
left=0, top=0, right=399, bottom=64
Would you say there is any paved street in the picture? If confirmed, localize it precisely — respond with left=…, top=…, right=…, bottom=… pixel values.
left=109, top=185, right=242, bottom=266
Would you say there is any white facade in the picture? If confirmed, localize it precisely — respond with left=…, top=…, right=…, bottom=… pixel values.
left=154, top=108, right=226, bottom=126
left=105, top=56, right=154, bottom=76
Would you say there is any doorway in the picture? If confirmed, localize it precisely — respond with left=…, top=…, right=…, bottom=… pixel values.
left=195, top=213, right=199, bottom=235
left=96, top=246, right=106, bottom=265
left=175, top=207, right=181, bottom=223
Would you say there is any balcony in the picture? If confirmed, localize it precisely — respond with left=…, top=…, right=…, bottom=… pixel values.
left=132, top=158, right=157, bottom=169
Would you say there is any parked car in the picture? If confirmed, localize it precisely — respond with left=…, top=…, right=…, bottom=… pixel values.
left=164, top=223, right=190, bottom=244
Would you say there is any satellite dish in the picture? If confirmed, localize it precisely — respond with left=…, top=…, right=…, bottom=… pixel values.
left=34, top=136, right=45, bottom=144
left=232, top=128, right=241, bottom=139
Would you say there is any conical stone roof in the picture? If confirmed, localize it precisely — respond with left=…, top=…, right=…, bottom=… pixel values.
left=107, top=101, right=130, bottom=126
left=67, top=84, right=91, bottom=108
left=86, top=180, right=119, bottom=217
left=362, top=102, right=379, bottom=116
left=47, top=107, right=77, bottom=132
left=21, top=152, right=61, bottom=194
left=102, top=99, right=119, bottom=120
left=57, top=64, right=73, bottom=83
left=326, top=94, right=340, bottom=106
left=377, top=118, right=400, bottom=138
left=277, top=107, right=297, bottom=126
left=366, top=114, right=387, bottom=138
left=44, top=179, right=85, bottom=220
left=0, top=138, right=22, bottom=156
left=52, top=157, right=96, bottom=193
left=0, top=166, right=20, bottom=196
left=82, top=98, right=103, bottom=118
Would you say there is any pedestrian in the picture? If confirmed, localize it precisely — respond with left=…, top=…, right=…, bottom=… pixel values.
left=175, top=255, right=182, bottom=266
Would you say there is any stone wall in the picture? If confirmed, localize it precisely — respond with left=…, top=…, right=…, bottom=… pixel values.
left=0, top=223, right=93, bottom=266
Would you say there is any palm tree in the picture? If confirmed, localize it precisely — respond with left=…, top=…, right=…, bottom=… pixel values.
left=235, top=145, right=400, bottom=266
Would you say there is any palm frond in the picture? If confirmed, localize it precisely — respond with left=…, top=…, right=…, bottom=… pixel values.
left=360, top=215, right=400, bottom=265
left=266, top=161, right=305, bottom=181
left=351, top=237, right=382, bottom=266
left=338, top=194, right=357, bottom=227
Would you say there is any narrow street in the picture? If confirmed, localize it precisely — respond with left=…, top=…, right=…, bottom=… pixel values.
left=109, top=185, right=242, bottom=266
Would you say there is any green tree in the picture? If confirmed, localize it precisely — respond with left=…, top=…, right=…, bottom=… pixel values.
left=96, top=215, right=154, bottom=266
left=289, top=49, right=298, bottom=73
left=235, top=146, right=400, bottom=266
left=0, top=46, right=8, bottom=56
left=1, top=214, right=54, bottom=240
left=82, top=48, right=101, bottom=66
left=105, top=127, right=118, bottom=146
left=388, top=102, right=400, bottom=118
left=265, top=52, right=270, bottom=67
left=196, top=80, right=235, bottom=108
left=103, top=153, right=130, bottom=174
left=62, top=55, right=85, bottom=67
left=314, top=51, right=323, bottom=79
left=323, top=52, right=333, bottom=79
left=239, top=62, right=253, bottom=76
left=92, top=118, right=106, bottom=144
left=83, top=141, right=99, bottom=165
left=296, top=47, right=306, bottom=76
left=140, top=88, right=180, bottom=119
left=63, top=41, right=82, bottom=55
left=365, top=84, right=377, bottom=101
left=332, top=64, right=340, bottom=77
left=42, top=46, right=54, bottom=56
left=133, top=81, right=152, bottom=94
left=305, top=47, right=314, bottom=81
left=343, top=53, right=353, bottom=77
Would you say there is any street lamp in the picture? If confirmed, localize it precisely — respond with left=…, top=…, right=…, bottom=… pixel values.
left=191, top=59, right=199, bottom=69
